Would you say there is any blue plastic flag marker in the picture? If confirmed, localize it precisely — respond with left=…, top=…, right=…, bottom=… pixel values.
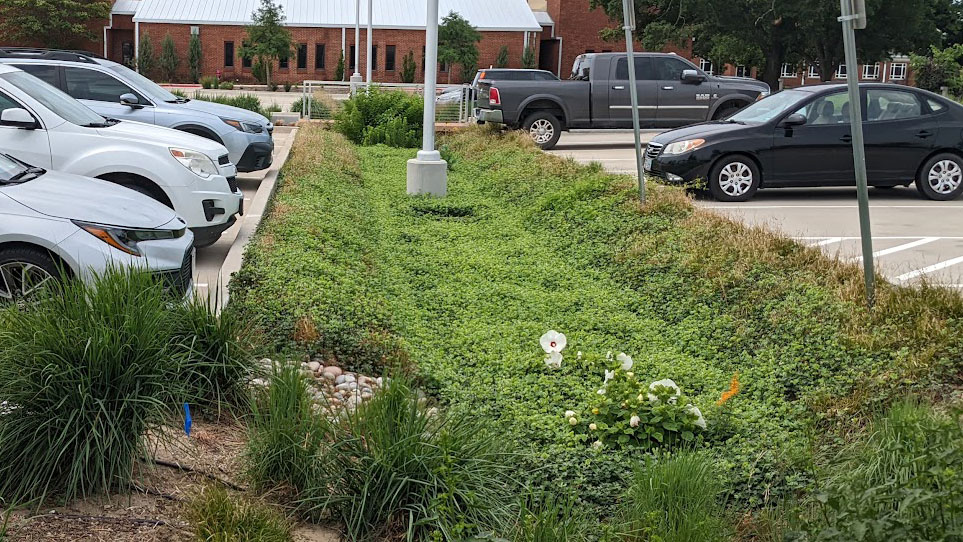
left=183, top=403, right=192, bottom=436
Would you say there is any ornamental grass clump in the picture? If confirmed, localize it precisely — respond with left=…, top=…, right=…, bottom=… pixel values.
left=189, top=485, right=293, bottom=542
left=0, top=270, right=183, bottom=502
left=302, top=376, right=517, bottom=541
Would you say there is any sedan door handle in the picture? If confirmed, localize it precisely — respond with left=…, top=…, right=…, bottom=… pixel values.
left=840, top=135, right=853, bottom=143
left=916, top=130, right=934, bottom=138
left=612, top=85, right=625, bottom=90
left=662, top=86, right=675, bottom=90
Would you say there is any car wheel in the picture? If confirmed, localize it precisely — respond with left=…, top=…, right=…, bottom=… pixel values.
left=917, top=153, right=963, bottom=201
left=712, top=103, right=745, bottom=121
left=708, top=156, right=760, bottom=202
left=0, top=247, right=64, bottom=304
left=522, top=112, right=562, bottom=150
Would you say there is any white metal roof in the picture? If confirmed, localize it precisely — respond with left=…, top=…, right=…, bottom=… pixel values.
left=111, top=0, right=141, bottom=15
left=131, top=0, right=541, bottom=32
left=533, top=11, right=553, bottom=26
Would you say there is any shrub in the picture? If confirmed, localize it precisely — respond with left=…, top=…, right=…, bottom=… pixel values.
left=620, top=451, right=730, bottom=542
left=137, top=33, right=156, bottom=79
left=290, top=96, right=331, bottom=119
left=302, top=376, right=517, bottom=541
left=333, top=87, right=423, bottom=148
left=219, top=80, right=235, bottom=90
left=283, top=82, right=293, bottom=92
left=200, top=75, right=218, bottom=89
left=189, top=485, right=293, bottom=542
left=521, top=45, right=536, bottom=69
left=159, top=33, right=180, bottom=82
left=0, top=270, right=183, bottom=502
left=335, top=51, right=345, bottom=81
left=400, top=50, right=417, bottom=83
left=910, top=44, right=963, bottom=94
left=193, top=92, right=266, bottom=118
left=495, top=46, right=510, bottom=69
left=792, top=402, right=963, bottom=541
left=245, top=362, right=325, bottom=497
left=265, top=103, right=283, bottom=116
left=253, top=57, right=268, bottom=84
left=188, top=34, right=202, bottom=83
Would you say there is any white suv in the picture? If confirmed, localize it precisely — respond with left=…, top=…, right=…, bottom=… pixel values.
left=0, top=64, right=241, bottom=247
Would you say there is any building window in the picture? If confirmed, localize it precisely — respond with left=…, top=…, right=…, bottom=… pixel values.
left=241, top=41, right=252, bottom=68
left=223, top=41, right=234, bottom=67
left=279, top=53, right=289, bottom=69
left=385, top=45, right=396, bottom=71
left=296, top=43, right=307, bottom=69
left=835, top=64, right=847, bottom=79
left=808, top=65, right=819, bottom=78
left=891, top=62, right=907, bottom=80
left=350, top=45, right=356, bottom=70
left=699, top=59, right=714, bottom=75
left=780, top=63, right=797, bottom=78
left=735, top=65, right=749, bottom=78
left=315, top=44, right=325, bottom=69
left=862, top=62, right=880, bottom=80
left=371, top=45, right=378, bottom=71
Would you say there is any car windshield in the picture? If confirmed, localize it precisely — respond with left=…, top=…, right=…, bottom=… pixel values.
left=728, top=90, right=810, bottom=124
left=0, top=154, right=25, bottom=180
left=0, top=71, right=106, bottom=127
left=109, top=63, right=179, bottom=103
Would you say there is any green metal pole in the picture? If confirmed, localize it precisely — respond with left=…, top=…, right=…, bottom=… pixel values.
left=839, top=0, right=876, bottom=308
left=622, top=0, right=646, bottom=203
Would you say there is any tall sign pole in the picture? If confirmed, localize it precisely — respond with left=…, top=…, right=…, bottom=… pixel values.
left=406, top=0, right=448, bottom=196
left=621, top=0, right=646, bottom=203
left=350, top=0, right=363, bottom=94
left=366, top=0, right=373, bottom=86
left=839, top=0, right=875, bottom=308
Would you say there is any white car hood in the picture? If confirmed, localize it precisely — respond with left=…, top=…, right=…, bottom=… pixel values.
left=96, top=120, right=229, bottom=159
left=4, top=170, right=179, bottom=229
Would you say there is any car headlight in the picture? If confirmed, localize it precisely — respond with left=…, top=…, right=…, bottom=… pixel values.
left=73, top=221, right=186, bottom=257
left=221, top=118, right=264, bottom=133
left=170, top=148, right=219, bottom=178
left=661, top=139, right=706, bottom=156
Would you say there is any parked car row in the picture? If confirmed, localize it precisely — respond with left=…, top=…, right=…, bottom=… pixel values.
left=0, top=49, right=276, bottom=302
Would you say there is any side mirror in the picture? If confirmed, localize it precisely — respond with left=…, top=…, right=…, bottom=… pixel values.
left=681, top=69, right=706, bottom=84
left=0, top=108, right=37, bottom=129
left=120, top=93, right=141, bottom=107
left=780, top=113, right=807, bottom=127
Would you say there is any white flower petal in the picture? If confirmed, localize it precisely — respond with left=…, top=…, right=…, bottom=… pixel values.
left=686, top=404, right=707, bottom=429
left=565, top=410, right=576, bottom=418
left=604, top=370, right=615, bottom=385
left=544, top=351, right=563, bottom=368
left=649, top=379, right=681, bottom=397
left=630, top=415, right=641, bottom=428
left=589, top=423, right=597, bottom=431
left=597, top=388, right=606, bottom=395
left=540, top=330, right=566, bottom=353
left=617, top=352, right=634, bottom=371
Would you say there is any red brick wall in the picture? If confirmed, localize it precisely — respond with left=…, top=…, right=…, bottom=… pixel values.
left=546, top=0, right=642, bottom=77
left=134, top=23, right=536, bottom=84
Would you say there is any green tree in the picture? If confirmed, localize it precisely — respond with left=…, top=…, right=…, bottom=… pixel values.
left=495, top=45, right=510, bottom=68
left=335, top=50, right=346, bottom=81
left=911, top=44, right=963, bottom=92
left=137, top=34, right=157, bottom=79
left=400, top=50, right=417, bottom=83
left=0, top=0, right=111, bottom=50
left=521, top=45, right=536, bottom=69
left=438, top=11, right=481, bottom=83
left=159, top=34, right=180, bottom=82
left=188, top=33, right=202, bottom=83
left=239, top=0, right=293, bottom=88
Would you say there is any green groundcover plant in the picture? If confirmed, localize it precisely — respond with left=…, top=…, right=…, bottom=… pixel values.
left=230, top=125, right=963, bottom=521
left=189, top=484, right=293, bottom=542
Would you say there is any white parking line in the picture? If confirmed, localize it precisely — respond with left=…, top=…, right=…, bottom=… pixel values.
left=810, top=237, right=843, bottom=247
left=853, top=237, right=940, bottom=261
left=798, top=236, right=963, bottom=240
left=897, top=256, right=963, bottom=282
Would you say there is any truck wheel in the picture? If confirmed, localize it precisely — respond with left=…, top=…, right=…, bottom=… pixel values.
left=708, top=155, right=760, bottom=202
left=712, top=103, right=745, bottom=121
left=522, top=112, right=562, bottom=150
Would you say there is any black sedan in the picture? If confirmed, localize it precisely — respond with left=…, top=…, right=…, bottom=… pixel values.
left=644, top=83, right=963, bottom=202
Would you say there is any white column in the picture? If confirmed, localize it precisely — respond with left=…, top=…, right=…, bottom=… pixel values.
left=406, top=0, right=447, bottom=196
left=350, top=0, right=363, bottom=92
left=366, top=0, right=373, bottom=86
left=134, top=21, right=140, bottom=72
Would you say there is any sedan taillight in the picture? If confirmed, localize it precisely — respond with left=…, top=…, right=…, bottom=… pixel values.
left=490, top=86, right=501, bottom=106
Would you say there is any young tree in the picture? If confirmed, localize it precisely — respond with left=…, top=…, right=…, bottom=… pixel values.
left=188, top=34, right=202, bottom=83
left=400, top=50, right=417, bottom=83
left=159, top=34, right=180, bottom=82
left=335, top=51, right=346, bottom=81
left=240, top=0, right=293, bottom=88
left=495, top=46, right=510, bottom=68
left=0, top=0, right=111, bottom=50
left=521, top=45, right=536, bottom=69
left=438, top=11, right=481, bottom=83
left=137, top=34, right=157, bottom=79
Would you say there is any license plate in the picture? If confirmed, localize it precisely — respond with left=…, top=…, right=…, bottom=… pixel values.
left=643, top=157, right=652, bottom=171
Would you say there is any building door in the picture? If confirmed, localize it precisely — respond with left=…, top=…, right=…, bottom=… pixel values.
left=122, top=42, right=134, bottom=68
left=539, top=39, right=559, bottom=75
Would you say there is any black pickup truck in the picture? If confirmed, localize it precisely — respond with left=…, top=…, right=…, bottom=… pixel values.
left=475, top=52, right=771, bottom=149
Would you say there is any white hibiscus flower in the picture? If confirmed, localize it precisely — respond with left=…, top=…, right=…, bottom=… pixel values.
left=647, top=378, right=682, bottom=404
left=540, top=330, right=566, bottom=369
left=686, top=404, right=707, bottom=429
left=617, top=352, right=634, bottom=371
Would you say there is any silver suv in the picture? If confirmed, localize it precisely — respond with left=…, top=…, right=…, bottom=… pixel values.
left=0, top=48, right=274, bottom=173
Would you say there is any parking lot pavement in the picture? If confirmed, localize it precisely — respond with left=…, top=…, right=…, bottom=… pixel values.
left=193, top=126, right=297, bottom=299
left=549, top=131, right=963, bottom=288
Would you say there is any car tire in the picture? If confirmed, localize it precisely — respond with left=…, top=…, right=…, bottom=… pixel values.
left=0, top=247, right=65, bottom=302
left=916, top=153, right=963, bottom=201
left=708, top=155, right=760, bottom=202
left=522, top=112, right=562, bottom=150
left=712, top=103, right=745, bottom=121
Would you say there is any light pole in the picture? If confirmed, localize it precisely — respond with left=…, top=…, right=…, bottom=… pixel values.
left=349, top=0, right=363, bottom=94
left=366, top=0, right=373, bottom=86
left=622, top=0, right=645, bottom=203
left=406, top=0, right=447, bottom=196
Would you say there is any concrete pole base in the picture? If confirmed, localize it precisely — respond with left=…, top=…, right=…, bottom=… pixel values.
left=407, top=151, right=448, bottom=196
left=349, top=73, right=363, bottom=95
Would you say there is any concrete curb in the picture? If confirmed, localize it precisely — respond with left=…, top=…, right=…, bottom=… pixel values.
left=216, top=126, right=299, bottom=309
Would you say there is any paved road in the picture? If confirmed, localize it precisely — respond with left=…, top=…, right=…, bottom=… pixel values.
left=550, top=130, right=963, bottom=288
left=194, top=126, right=297, bottom=300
